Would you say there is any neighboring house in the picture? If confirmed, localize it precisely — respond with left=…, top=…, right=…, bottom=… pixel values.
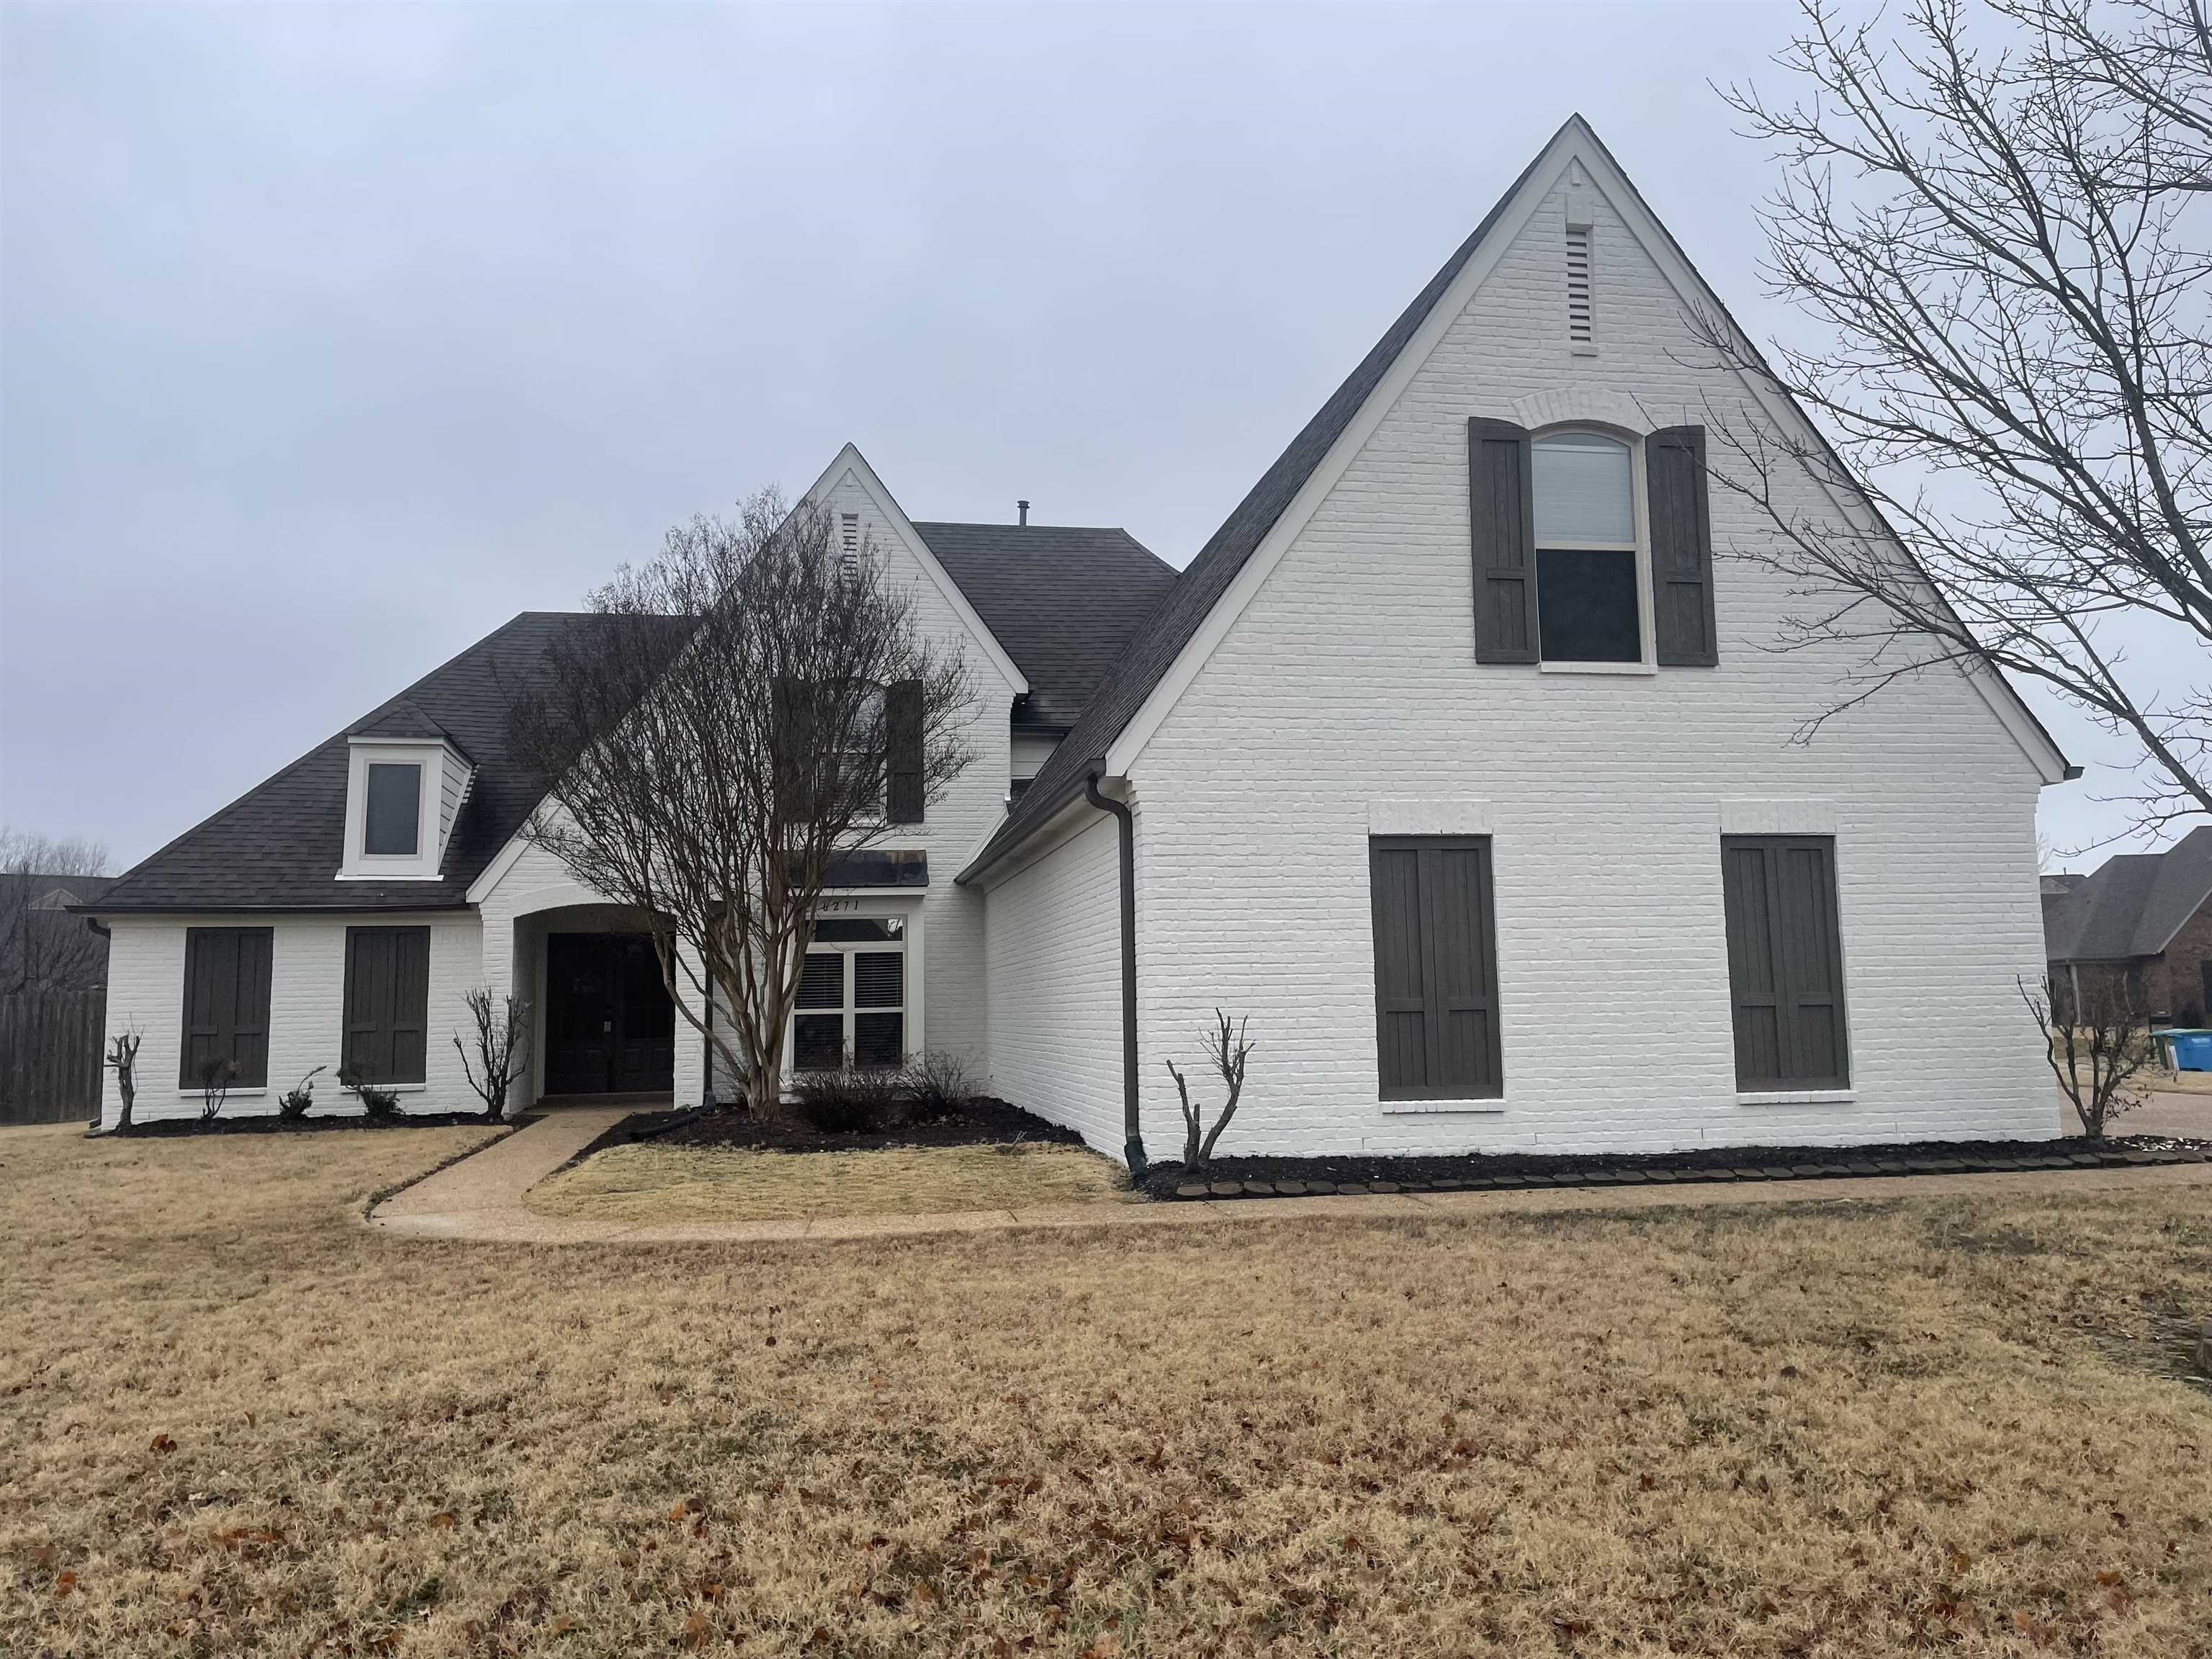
left=0, top=872, right=113, bottom=994
left=84, top=117, right=2072, bottom=1154
left=2041, top=827, right=2212, bottom=1028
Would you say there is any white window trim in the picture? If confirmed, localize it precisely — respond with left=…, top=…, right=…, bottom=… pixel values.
left=1531, top=425, right=1657, bottom=671
left=338, top=738, right=450, bottom=881
left=779, top=894, right=926, bottom=1080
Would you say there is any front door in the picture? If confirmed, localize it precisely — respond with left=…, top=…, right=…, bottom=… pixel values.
left=544, top=933, right=675, bottom=1095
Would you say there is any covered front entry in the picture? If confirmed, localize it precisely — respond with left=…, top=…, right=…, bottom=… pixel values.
left=543, top=933, right=675, bottom=1096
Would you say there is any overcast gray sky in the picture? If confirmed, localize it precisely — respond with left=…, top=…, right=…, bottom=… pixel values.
left=0, top=1, right=2177, bottom=871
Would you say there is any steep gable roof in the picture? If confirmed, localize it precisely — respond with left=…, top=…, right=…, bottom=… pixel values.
left=955, top=132, right=1552, bottom=883
left=911, top=522, right=1177, bottom=730
left=91, top=613, right=632, bottom=914
left=2044, top=824, right=2212, bottom=962
left=958, top=112, right=2071, bottom=884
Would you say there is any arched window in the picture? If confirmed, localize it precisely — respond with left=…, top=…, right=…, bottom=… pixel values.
left=1531, top=431, right=1640, bottom=662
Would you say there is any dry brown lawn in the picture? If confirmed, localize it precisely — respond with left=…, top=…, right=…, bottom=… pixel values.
left=526, top=1142, right=1133, bottom=1223
left=4, top=1123, right=2210, bottom=1658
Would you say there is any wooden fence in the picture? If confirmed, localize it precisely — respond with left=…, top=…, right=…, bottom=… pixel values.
left=0, top=989, right=105, bottom=1125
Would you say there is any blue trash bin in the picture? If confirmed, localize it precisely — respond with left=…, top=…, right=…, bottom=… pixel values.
left=2172, top=1031, right=2212, bottom=1072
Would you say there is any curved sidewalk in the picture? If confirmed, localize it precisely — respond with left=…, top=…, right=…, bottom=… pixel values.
left=367, top=1110, right=2212, bottom=1246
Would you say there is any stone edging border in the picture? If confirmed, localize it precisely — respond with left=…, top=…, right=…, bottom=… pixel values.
left=1165, top=1143, right=2207, bottom=1202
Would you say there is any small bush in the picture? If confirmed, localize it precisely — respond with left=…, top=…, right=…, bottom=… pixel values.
left=338, top=1069, right=403, bottom=1120
left=276, top=1066, right=327, bottom=1122
left=902, top=1051, right=975, bottom=1122
left=792, top=1065, right=905, bottom=1133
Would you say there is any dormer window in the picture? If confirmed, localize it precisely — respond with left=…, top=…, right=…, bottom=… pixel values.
left=338, top=701, right=474, bottom=881
left=364, top=763, right=423, bottom=856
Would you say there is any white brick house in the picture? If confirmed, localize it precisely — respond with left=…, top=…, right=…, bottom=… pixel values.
left=86, top=117, right=2071, bottom=1158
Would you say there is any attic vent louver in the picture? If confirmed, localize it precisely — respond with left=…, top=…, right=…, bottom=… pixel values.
left=839, top=512, right=860, bottom=582
left=1565, top=225, right=1593, bottom=344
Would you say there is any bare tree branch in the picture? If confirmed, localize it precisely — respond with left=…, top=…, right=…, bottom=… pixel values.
left=503, top=489, right=976, bottom=1119
left=1698, top=0, right=2211, bottom=841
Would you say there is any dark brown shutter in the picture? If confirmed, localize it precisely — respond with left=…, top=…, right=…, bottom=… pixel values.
left=1721, top=837, right=1848, bottom=1089
left=1467, top=418, right=1539, bottom=664
left=771, top=676, right=819, bottom=818
left=1648, top=424, right=1718, bottom=666
left=343, top=927, right=431, bottom=1084
left=180, top=927, right=272, bottom=1087
left=884, top=678, right=925, bottom=824
left=1370, top=837, right=1503, bottom=1099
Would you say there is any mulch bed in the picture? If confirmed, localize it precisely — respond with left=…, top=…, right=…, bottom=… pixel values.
left=588, top=1096, right=1086, bottom=1158
left=1140, top=1134, right=2211, bottom=1201
left=106, top=1111, right=526, bottom=1138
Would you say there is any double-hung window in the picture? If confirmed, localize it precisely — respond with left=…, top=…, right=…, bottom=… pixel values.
left=791, top=917, right=907, bottom=1071
left=1532, top=432, right=1641, bottom=663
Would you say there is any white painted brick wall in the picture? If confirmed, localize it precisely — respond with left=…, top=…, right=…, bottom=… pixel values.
left=815, top=468, right=1015, bottom=1075
left=1115, top=175, right=2058, bottom=1159
left=96, top=910, right=485, bottom=1129
left=982, top=816, right=1124, bottom=1149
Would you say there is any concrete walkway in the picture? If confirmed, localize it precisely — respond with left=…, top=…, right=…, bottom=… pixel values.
left=367, top=1110, right=2212, bottom=1246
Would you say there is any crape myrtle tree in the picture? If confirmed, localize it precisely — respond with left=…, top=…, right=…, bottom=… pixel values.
left=1697, top=0, right=2211, bottom=842
left=505, top=488, right=975, bottom=1118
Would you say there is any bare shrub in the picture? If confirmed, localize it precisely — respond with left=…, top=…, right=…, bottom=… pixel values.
left=453, top=988, right=529, bottom=1122
left=196, top=1056, right=235, bottom=1123
left=2022, top=973, right=2154, bottom=1138
left=102, top=1024, right=141, bottom=1131
left=902, top=1050, right=976, bottom=1123
left=1164, top=1009, right=1255, bottom=1173
left=792, top=1063, right=907, bottom=1134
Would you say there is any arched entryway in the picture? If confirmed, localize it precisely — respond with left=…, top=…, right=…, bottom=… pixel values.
left=512, top=902, right=676, bottom=1104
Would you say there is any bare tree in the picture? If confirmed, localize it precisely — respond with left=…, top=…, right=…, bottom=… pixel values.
left=2021, top=970, right=2154, bottom=1135
left=0, top=827, right=111, bottom=994
left=1165, top=1009, right=1256, bottom=1172
left=453, top=987, right=529, bottom=1122
left=1698, top=0, right=2211, bottom=841
left=104, top=1024, right=141, bottom=1132
left=505, top=488, right=976, bottom=1118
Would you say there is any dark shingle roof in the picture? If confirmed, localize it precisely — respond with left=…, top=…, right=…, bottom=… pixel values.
left=955, top=138, right=1551, bottom=882
left=92, top=613, right=627, bottom=914
left=2042, top=825, right=2212, bottom=961
left=910, top=523, right=1177, bottom=731
left=349, top=698, right=467, bottom=756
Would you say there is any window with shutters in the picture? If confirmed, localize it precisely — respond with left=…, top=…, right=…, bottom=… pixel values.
left=342, top=926, right=431, bottom=1084
left=180, top=927, right=274, bottom=1088
left=1469, top=420, right=1715, bottom=669
left=1368, top=837, right=1503, bottom=1100
left=790, top=917, right=906, bottom=1070
left=1720, top=837, right=1851, bottom=1091
left=1532, top=431, right=1642, bottom=663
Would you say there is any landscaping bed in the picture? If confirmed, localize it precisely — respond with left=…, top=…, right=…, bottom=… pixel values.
left=1141, top=1133, right=2211, bottom=1200
left=585, top=1094, right=1084, bottom=1157
left=105, top=1109, right=526, bottom=1138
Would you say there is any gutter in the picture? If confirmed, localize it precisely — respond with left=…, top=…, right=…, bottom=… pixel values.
left=1082, top=765, right=1146, bottom=1176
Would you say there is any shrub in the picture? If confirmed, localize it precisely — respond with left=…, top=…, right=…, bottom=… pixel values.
left=792, top=1064, right=906, bottom=1133
left=276, top=1066, right=327, bottom=1122
left=195, top=1056, right=236, bottom=1123
left=902, top=1051, right=975, bottom=1122
left=338, top=1069, right=403, bottom=1120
